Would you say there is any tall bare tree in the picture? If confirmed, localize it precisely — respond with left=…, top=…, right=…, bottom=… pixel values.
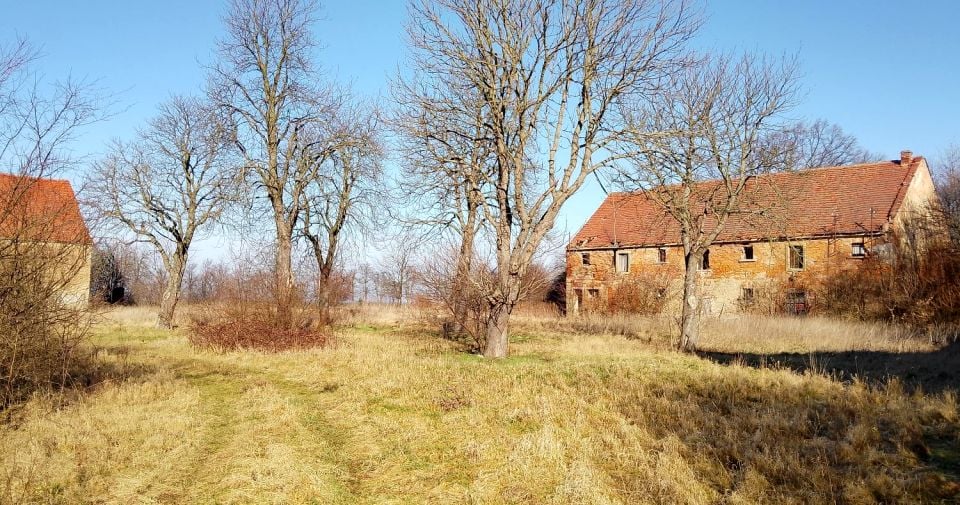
left=299, top=104, right=385, bottom=318
left=617, top=53, right=800, bottom=351
left=210, top=0, right=338, bottom=326
left=392, top=73, right=491, bottom=335
left=85, top=96, right=235, bottom=328
left=405, top=0, right=698, bottom=357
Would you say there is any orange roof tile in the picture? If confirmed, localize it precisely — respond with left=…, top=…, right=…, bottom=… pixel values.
left=0, top=174, right=91, bottom=245
left=570, top=158, right=921, bottom=250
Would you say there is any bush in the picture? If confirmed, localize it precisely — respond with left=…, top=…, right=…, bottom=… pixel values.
left=742, top=233, right=960, bottom=326
left=815, top=243, right=960, bottom=325
left=188, top=303, right=333, bottom=352
left=0, top=252, right=93, bottom=409
left=603, top=271, right=673, bottom=315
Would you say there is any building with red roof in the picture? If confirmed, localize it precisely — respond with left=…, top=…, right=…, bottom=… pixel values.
left=0, top=174, right=92, bottom=306
left=566, top=151, right=942, bottom=315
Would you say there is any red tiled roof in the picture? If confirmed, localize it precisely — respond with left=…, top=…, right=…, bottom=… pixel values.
left=0, top=174, right=91, bottom=245
left=570, top=158, right=921, bottom=250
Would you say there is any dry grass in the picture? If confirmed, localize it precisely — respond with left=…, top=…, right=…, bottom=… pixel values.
left=0, top=305, right=957, bottom=503
left=518, top=309, right=942, bottom=354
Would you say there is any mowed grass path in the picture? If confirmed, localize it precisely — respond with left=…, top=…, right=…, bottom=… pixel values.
left=1, top=309, right=959, bottom=504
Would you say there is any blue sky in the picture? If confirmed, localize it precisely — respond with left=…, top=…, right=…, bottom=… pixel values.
left=3, top=0, right=959, bottom=256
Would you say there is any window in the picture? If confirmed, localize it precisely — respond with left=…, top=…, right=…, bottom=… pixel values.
left=852, top=242, right=866, bottom=258
left=741, top=287, right=755, bottom=304
left=616, top=252, right=630, bottom=273
left=657, top=248, right=667, bottom=263
left=700, top=249, right=711, bottom=270
left=581, top=253, right=591, bottom=266
left=785, top=289, right=808, bottom=315
left=788, top=245, right=804, bottom=270
left=588, top=288, right=600, bottom=299
left=742, top=245, right=754, bottom=261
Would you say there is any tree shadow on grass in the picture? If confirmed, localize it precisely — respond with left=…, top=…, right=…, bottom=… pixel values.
left=698, top=339, right=960, bottom=394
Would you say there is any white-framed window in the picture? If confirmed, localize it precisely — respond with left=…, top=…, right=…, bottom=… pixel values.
left=700, top=249, right=711, bottom=270
left=788, top=244, right=804, bottom=270
left=657, top=247, right=667, bottom=263
left=616, top=252, right=630, bottom=273
left=851, top=242, right=866, bottom=258
left=581, top=252, right=591, bottom=266
left=742, top=244, right=755, bottom=261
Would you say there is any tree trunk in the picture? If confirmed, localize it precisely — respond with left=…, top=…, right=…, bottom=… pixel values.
left=679, top=251, right=700, bottom=351
left=483, top=301, right=512, bottom=358
left=316, top=270, right=332, bottom=325
left=275, top=225, right=295, bottom=328
left=157, top=253, right=187, bottom=329
left=450, top=222, right=476, bottom=335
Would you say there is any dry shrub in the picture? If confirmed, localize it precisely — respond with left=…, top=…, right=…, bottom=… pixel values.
left=416, top=251, right=490, bottom=352
left=0, top=255, right=94, bottom=409
left=188, top=303, right=332, bottom=352
left=0, top=178, right=96, bottom=409
left=603, top=271, right=672, bottom=315
left=816, top=242, right=960, bottom=325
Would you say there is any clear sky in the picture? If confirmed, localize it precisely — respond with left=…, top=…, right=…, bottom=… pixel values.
left=3, top=0, right=959, bottom=257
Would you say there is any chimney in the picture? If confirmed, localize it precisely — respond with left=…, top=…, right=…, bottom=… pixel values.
left=900, top=150, right=913, bottom=166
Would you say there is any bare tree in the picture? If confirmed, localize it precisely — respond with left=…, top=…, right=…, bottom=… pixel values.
left=299, top=103, right=385, bottom=319
left=376, top=233, right=421, bottom=305
left=355, top=262, right=373, bottom=303
left=0, top=38, right=105, bottom=406
left=405, top=0, right=697, bottom=358
left=616, top=53, right=800, bottom=351
left=210, top=0, right=339, bottom=327
left=392, top=69, right=491, bottom=336
left=935, top=145, right=960, bottom=244
left=85, top=96, right=234, bottom=328
left=763, top=118, right=883, bottom=170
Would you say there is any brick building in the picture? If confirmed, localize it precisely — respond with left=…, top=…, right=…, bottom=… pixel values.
left=566, top=151, right=941, bottom=315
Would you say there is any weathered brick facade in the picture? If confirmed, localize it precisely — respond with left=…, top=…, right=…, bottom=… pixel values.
left=566, top=152, right=942, bottom=315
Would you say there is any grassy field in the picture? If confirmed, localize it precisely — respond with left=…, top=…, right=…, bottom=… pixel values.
left=1, top=305, right=958, bottom=504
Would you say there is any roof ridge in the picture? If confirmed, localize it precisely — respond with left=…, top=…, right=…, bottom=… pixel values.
left=605, top=160, right=907, bottom=198
left=0, top=172, right=74, bottom=185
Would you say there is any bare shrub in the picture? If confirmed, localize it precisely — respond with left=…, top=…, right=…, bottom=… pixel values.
left=603, top=272, right=673, bottom=315
left=188, top=302, right=332, bottom=353
left=417, top=250, right=490, bottom=352
left=815, top=242, right=960, bottom=325
left=183, top=245, right=334, bottom=352
left=0, top=250, right=94, bottom=408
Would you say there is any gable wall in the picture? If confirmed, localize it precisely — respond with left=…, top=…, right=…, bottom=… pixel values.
left=892, top=160, right=949, bottom=247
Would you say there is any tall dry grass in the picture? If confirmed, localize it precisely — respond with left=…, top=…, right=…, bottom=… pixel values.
left=516, top=308, right=945, bottom=354
left=0, top=305, right=956, bottom=503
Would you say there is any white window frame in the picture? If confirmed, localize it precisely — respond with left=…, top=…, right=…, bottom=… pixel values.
left=851, top=242, right=866, bottom=258
left=742, top=244, right=755, bottom=262
left=616, top=252, right=630, bottom=273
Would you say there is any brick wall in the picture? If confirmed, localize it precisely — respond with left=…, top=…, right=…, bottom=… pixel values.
left=566, top=236, right=874, bottom=315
